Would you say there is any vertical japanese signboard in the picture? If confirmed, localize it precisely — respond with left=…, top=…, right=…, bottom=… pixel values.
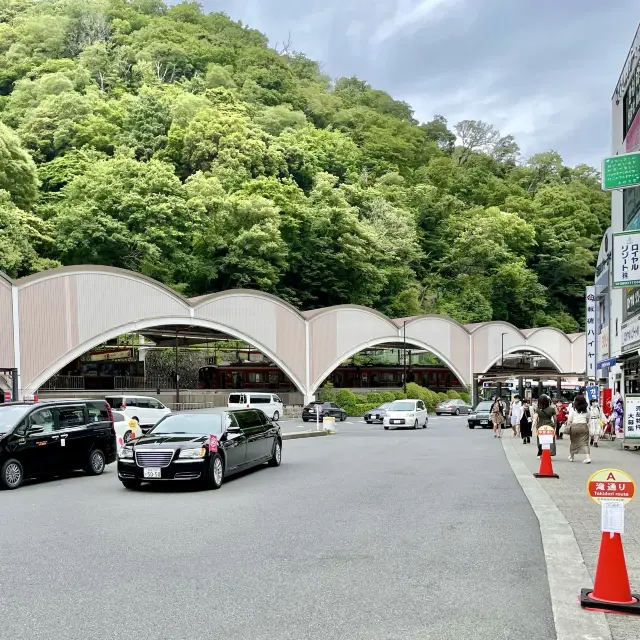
left=613, top=231, right=640, bottom=288
left=624, top=395, right=640, bottom=440
left=586, top=287, right=596, bottom=379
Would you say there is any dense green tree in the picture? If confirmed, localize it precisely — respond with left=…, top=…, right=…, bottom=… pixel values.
left=0, top=119, right=39, bottom=209
left=0, top=0, right=610, bottom=332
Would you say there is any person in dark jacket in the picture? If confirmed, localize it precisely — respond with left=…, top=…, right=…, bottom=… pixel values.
left=520, top=399, right=533, bottom=444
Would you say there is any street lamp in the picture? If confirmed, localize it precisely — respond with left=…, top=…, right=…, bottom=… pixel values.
left=403, top=320, right=407, bottom=395
left=501, top=332, right=507, bottom=369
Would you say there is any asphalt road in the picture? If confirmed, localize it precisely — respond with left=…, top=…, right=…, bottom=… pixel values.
left=0, top=416, right=555, bottom=640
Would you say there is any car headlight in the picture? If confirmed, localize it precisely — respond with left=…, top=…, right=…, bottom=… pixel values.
left=407, top=412, right=415, bottom=417
left=119, top=447, right=133, bottom=459
left=470, top=413, right=476, bottom=417
left=179, top=447, right=206, bottom=459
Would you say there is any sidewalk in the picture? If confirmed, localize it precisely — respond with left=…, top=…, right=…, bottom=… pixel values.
left=503, top=431, right=640, bottom=640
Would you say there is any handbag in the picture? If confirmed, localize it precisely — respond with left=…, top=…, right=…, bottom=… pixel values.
left=561, top=423, right=571, bottom=435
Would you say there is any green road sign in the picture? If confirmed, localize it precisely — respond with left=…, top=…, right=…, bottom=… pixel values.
left=602, top=153, right=640, bottom=190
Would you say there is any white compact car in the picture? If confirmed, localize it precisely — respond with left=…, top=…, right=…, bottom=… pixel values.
left=105, top=395, right=171, bottom=432
left=383, top=399, right=428, bottom=430
left=112, top=411, right=143, bottom=450
left=227, top=392, right=284, bottom=421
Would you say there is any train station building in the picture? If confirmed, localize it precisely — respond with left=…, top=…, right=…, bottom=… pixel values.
left=0, top=266, right=586, bottom=405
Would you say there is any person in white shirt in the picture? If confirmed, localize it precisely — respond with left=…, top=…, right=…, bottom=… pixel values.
left=509, top=395, right=523, bottom=437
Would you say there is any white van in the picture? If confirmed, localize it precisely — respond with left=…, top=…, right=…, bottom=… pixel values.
left=105, top=395, right=171, bottom=432
left=227, top=392, right=284, bottom=421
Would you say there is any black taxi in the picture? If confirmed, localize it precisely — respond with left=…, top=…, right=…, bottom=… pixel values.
left=0, top=400, right=117, bottom=489
left=117, top=407, right=282, bottom=490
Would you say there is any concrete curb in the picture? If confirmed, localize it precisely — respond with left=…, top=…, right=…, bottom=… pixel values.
left=282, top=430, right=334, bottom=440
left=501, top=435, right=612, bottom=640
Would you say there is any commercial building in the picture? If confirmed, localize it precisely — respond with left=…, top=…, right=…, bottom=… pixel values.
left=608, top=25, right=640, bottom=398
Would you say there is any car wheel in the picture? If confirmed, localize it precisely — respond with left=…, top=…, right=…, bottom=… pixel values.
left=468, top=424, right=474, bottom=429
left=341, top=413, right=346, bottom=421
left=366, top=420, right=372, bottom=424
left=202, top=454, right=224, bottom=490
left=86, top=449, right=106, bottom=475
left=424, top=418, right=428, bottom=428
left=302, top=418, right=309, bottom=422
left=1, top=458, right=24, bottom=490
left=384, top=426, right=389, bottom=430
left=273, top=410, right=280, bottom=421
left=121, top=479, right=141, bottom=490
left=413, top=420, right=418, bottom=429
left=455, top=409, right=460, bottom=416
left=269, top=439, right=282, bottom=467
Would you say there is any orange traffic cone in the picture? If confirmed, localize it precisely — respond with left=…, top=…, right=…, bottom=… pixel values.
left=533, top=448, right=558, bottom=479
left=581, top=532, right=640, bottom=614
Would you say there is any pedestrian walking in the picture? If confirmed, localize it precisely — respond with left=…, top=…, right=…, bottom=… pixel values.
left=520, top=399, right=533, bottom=444
left=533, top=394, right=556, bottom=459
left=491, top=396, right=505, bottom=438
left=555, top=400, right=567, bottom=440
left=509, top=394, right=523, bottom=437
left=589, top=398, right=604, bottom=448
left=565, top=394, right=591, bottom=464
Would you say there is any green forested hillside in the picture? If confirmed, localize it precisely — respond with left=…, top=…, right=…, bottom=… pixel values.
left=0, top=0, right=609, bottom=331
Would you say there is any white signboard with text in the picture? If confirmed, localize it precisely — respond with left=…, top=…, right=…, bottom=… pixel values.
left=625, top=394, right=640, bottom=439
left=613, top=231, right=640, bottom=288
left=622, top=315, right=640, bottom=351
left=586, top=287, right=596, bottom=379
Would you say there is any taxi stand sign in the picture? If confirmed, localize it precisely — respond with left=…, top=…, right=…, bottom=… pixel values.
left=581, top=469, right=640, bottom=614
left=537, top=426, right=555, bottom=449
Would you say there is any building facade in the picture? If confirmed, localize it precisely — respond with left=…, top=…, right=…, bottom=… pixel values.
left=609, top=25, right=640, bottom=398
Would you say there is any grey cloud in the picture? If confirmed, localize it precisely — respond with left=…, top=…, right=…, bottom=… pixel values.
left=202, top=0, right=639, bottom=167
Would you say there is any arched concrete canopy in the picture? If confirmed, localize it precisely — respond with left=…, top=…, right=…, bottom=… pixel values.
left=0, top=266, right=585, bottom=399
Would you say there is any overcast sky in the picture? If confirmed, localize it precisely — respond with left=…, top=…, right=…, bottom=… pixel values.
left=201, top=0, right=639, bottom=168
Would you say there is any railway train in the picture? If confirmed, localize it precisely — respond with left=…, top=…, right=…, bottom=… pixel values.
left=197, top=363, right=462, bottom=392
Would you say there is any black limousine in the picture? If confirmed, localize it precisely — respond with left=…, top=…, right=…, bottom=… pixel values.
left=117, top=407, right=282, bottom=490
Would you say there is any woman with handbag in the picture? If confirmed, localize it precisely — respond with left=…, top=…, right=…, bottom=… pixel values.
left=566, top=394, right=591, bottom=463
left=519, top=399, right=533, bottom=444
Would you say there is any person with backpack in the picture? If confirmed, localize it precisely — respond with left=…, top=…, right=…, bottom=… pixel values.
left=555, top=400, right=567, bottom=440
left=533, top=394, right=556, bottom=459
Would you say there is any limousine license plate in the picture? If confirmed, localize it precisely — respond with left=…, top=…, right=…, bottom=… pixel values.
left=144, top=468, right=161, bottom=479
left=481, top=420, right=488, bottom=425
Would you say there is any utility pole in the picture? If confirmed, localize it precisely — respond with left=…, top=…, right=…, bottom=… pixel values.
left=175, top=331, right=180, bottom=405
left=403, top=321, right=407, bottom=395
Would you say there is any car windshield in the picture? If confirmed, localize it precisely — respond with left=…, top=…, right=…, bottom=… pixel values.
left=149, top=413, right=224, bottom=435
left=475, top=402, right=492, bottom=411
left=389, top=401, right=415, bottom=411
left=0, top=405, right=32, bottom=433
left=377, top=403, right=391, bottom=410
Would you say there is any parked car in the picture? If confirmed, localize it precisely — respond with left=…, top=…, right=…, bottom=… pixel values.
left=467, top=401, right=494, bottom=429
left=112, top=411, right=143, bottom=450
left=227, top=392, right=284, bottom=421
left=0, top=399, right=117, bottom=490
left=364, top=402, right=391, bottom=424
left=302, top=401, right=347, bottom=422
left=383, top=399, right=428, bottom=430
left=117, top=407, right=281, bottom=490
left=104, top=395, right=171, bottom=433
left=435, top=399, right=472, bottom=415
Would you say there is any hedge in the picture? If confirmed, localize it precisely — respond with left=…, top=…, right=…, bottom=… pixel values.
left=343, top=402, right=379, bottom=417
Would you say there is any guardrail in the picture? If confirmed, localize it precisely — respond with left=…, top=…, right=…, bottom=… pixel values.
left=38, top=376, right=85, bottom=390
left=114, top=376, right=174, bottom=390
left=169, top=403, right=303, bottom=417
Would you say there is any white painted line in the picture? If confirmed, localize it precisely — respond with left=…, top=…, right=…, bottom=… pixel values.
left=501, top=436, right=611, bottom=640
